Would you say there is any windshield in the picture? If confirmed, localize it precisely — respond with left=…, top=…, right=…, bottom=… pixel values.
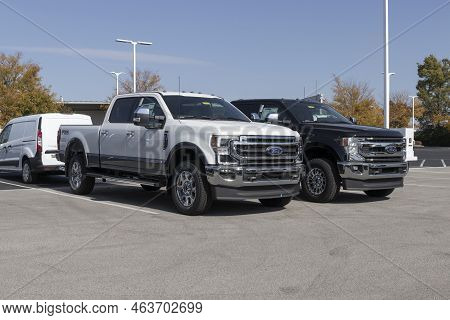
left=163, top=96, right=250, bottom=122
left=287, top=102, right=352, bottom=124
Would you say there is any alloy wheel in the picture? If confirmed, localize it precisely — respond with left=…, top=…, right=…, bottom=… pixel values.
left=176, top=170, right=197, bottom=208
left=306, top=167, right=327, bottom=196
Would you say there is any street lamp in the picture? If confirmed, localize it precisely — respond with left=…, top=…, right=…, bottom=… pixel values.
left=116, top=38, right=152, bottom=93
left=409, top=95, right=418, bottom=131
left=110, top=71, right=124, bottom=96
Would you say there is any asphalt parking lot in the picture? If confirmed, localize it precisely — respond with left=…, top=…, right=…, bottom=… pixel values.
left=410, top=147, right=450, bottom=167
left=0, top=166, right=449, bottom=300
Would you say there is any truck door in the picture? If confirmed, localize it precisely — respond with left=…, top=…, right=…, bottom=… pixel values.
left=99, top=97, right=140, bottom=170
left=125, top=96, right=166, bottom=176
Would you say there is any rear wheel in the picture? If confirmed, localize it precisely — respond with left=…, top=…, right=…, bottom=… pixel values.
left=68, top=154, right=95, bottom=195
left=259, top=197, right=292, bottom=207
left=171, top=161, right=212, bottom=215
left=364, top=189, right=394, bottom=197
left=22, top=159, right=38, bottom=184
left=301, top=158, right=340, bottom=203
left=141, top=184, right=160, bottom=192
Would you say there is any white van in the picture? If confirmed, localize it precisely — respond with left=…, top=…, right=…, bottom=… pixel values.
left=0, top=113, right=92, bottom=183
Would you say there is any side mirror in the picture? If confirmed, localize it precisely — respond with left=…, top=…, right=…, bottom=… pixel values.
left=133, top=107, right=165, bottom=129
left=266, top=113, right=279, bottom=124
left=250, top=113, right=260, bottom=121
left=349, top=117, right=357, bottom=125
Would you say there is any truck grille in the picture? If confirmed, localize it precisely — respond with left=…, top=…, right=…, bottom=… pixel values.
left=232, top=136, right=300, bottom=166
left=359, top=137, right=405, bottom=163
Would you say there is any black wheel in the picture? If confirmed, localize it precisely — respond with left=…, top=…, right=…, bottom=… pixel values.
left=364, top=189, right=394, bottom=197
left=301, top=158, right=340, bottom=203
left=22, top=159, right=38, bottom=184
left=68, top=154, right=95, bottom=195
left=259, top=197, right=292, bottom=207
left=171, top=161, right=212, bottom=215
left=141, top=184, right=160, bottom=192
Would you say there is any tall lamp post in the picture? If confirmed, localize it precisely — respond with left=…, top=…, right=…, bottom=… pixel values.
left=384, top=0, right=390, bottom=129
left=409, top=95, right=418, bottom=131
left=116, top=38, right=152, bottom=93
left=110, top=72, right=124, bottom=96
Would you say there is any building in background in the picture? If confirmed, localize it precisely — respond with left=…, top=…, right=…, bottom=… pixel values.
left=62, top=101, right=108, bottom=125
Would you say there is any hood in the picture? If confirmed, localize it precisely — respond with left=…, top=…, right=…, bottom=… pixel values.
left=177, top=120, right=299, bottom=138
left=308, top=123, right=403, bottom=138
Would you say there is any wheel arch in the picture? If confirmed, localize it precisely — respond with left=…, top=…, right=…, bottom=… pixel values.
left=165, top=142, right=208, bottom=175
left=64, top=138, right=87, bottom=176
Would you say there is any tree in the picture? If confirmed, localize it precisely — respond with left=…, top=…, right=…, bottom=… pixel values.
left=107, top=69, right=164, bottom=103
left=0, top=52, right=61, bottom=127
left=331, top=77, right=384, bottom=127
left=389, top=92, right=411, bottom=128
left=416, top=55, right=450, bottom=127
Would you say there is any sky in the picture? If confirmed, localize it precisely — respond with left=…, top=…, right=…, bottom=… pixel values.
left=0, top=0, right=449, bottom=103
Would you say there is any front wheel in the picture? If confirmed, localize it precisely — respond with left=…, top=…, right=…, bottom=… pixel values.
left=22, top=159, right=38, bottom=184
left=68, top=154, right=95, bottom=195
left=171, top=161, right=212, bottom=215
left=364, top=189, right=394, bottom=197
left=259, top=197, right=292, bottom=207
left=301, top=158, right=340, bottom=203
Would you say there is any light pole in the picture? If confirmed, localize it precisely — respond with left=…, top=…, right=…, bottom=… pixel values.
left=116, top=38, right=152, bottom=93
left=384, top=0, right=390, bottom=129
left=110, top=72, right=124, bottom=95
left=409, top=95, right=418, bottom=131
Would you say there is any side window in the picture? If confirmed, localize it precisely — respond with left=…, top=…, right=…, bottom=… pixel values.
left=233, top=103, right=260, bottom=118
left=138, top=97, right=165, bottom=117
left=9, top=122, right=26, bottom=142
left=109, top=97, right=140, bottom=123
left=23, top=121, right=37, bottom=141
left=0, top=125, right=12, bottom=144
left=260, top=104, right=281, bottom=120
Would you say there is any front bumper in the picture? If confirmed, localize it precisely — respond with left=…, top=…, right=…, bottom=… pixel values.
left=337, top=161, right=408, bottom=190
left=205, top=164, right=304, bottom=200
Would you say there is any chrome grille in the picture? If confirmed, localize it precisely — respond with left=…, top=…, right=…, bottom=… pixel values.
left=232, top=136, right=300, bottom=166
left=359, top=137, right=405, bottom=163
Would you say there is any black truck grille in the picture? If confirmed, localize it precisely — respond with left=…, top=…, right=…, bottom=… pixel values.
left=359, top=137, right=405, bottom=163
left=232, top=136, right=300, bottom=166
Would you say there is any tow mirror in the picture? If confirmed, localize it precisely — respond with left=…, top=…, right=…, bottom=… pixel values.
left=133, top=107, right=165, bottom=129
left=250, top=113, right=260, bottom=121
left=349, top=116, right=357, bottom=125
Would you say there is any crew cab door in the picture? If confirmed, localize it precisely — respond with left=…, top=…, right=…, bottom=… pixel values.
left=99, top=97, right=140, bottom=170
left=126, top=96, right=166, bottom=176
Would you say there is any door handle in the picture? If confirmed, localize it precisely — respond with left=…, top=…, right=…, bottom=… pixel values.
left=126, top=131, right=135, bottom=137
left=100, top=130, right=109, bottom=136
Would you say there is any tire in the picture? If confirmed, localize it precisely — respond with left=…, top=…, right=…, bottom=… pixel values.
left=22, top=159, right=38, bottom=184
left=141, top=184, right=160, bottom=192
left=170, top=161, right=212, bottom=215
left=364, top=189, right=394, bottom=197
left=68, top=154, right=95, bottom=195
left=301, top=158, right=340, bottom=203
left=259, top=197, right=292, bottom=207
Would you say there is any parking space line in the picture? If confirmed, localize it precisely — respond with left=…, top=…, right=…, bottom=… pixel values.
left=405, top=183, right=447, bottom=188
left=441, top=159, right=447, bottom=167
left=420, top=160, right=425, bottom=167
left=0, top=188, right=34, bottom=192
left=0, top=180, right=161, bottom=215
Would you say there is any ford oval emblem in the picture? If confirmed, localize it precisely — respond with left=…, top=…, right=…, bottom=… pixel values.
left=385, top=145, right=397, bottom=154
left=266, top=146, right=284, bottom=156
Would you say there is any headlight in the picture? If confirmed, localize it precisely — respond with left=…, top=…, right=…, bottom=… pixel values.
left=211, top=135, right=239, bottom=164
left=341, top=137, right=365, bottom=162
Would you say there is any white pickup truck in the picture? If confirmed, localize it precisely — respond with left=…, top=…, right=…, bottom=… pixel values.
left=57, top=92, right=304, bottom=215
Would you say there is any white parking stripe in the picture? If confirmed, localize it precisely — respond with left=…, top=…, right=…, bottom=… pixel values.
left=441, top=159, right=447, bottom=167
left=0, top=180, right=161, bottom=215
left=420, top=160, right=425, bottom=167
left=405, top=183, right=448, bottom=188
left=0, top=188, right=33, bottom=192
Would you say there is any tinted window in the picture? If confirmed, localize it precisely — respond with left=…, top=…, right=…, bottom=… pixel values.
left=163, top=96, right=249, bottom=122
left=109, top=97, right=140, bottom=123
left=0, top=125, right=12, bottom=144
left=288, top=102, right=352, bottom=124
left=232, top=103, right=260, bottom=118
left=138, top=97, right=165, bottom=117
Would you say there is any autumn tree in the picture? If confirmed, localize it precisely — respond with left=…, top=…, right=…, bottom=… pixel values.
left=416, top=55, right=450, bottom=127
left=0, top=53, right=62, bottom=127
left=331, top=77, right=384, bottom=127
left=389, top=92, right=411, bottom=128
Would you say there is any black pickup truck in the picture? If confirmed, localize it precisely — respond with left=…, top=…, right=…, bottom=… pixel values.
left=231, top=98, right=408, bottom=202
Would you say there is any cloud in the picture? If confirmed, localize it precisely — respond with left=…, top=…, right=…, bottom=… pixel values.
left=0, top=46, right=212, bottom=66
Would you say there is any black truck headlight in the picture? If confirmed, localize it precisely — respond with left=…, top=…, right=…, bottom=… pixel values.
left=341, top=137, right=365, bottom=162
left=211, top=135, right=239, bottom=165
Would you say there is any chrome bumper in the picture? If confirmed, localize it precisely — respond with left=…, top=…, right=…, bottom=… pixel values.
left=337, top=161, right=408, bottom=180
left=205, top=164, right=304, bottom=188
left=337, top=161, right=408, bottom=190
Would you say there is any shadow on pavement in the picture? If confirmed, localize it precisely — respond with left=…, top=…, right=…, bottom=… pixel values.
left=295, top=190, right=390, bottom=204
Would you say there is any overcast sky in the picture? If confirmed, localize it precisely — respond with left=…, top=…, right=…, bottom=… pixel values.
left=0, top=0, right=448, bottom=103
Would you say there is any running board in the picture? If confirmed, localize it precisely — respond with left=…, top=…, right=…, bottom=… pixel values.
left=87, top=173, right=160, bottom=187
